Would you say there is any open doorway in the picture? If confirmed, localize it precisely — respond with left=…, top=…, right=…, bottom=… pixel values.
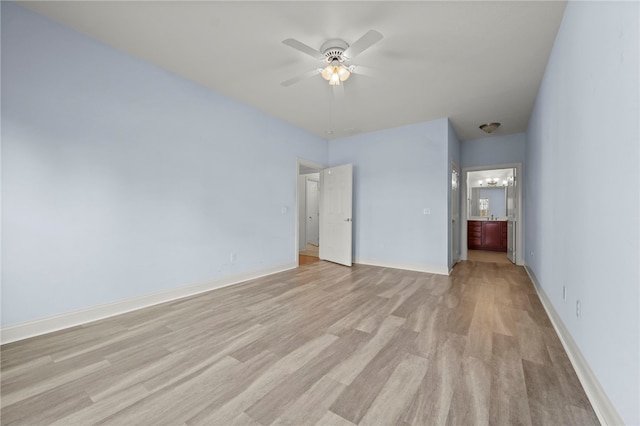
left=296, top=159, right=354, bottom=267
left=461, top=163, right=523, bottom=265
left=297, top=160, right=324, bottom=266
left=300, top=173, right=320, bottom=264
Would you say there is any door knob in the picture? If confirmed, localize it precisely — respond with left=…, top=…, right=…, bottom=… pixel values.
left=344, top=218, right=352, bottom=222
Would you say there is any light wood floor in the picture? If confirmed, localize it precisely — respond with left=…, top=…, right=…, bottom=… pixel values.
left=299, top=255, right=320, bottom=266
left=299, top=242, right=319, bottom=257
left=0, top=261, right=598, bottom=425
left=467, top=250, right=512, bottom=264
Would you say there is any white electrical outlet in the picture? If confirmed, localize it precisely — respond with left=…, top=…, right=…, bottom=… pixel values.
left=563, top=286, right=567, bottom=301
left=576, top=299, right=581, bottom=318
left=423, top=208, right=431, bottom=215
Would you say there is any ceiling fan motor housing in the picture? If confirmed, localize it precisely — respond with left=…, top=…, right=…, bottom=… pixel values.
left=321, top=39, right=349, bottom=62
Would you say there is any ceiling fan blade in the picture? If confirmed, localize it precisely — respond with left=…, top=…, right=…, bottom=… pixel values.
left=282, top=38, right=325, bottom=60
left=343, top=30, right=383, bottom=60
left=332, top=84, right=345, bottom=100
left=281, top=69, right=321, bottom=87
left=349, top=65, right=376, bottom=77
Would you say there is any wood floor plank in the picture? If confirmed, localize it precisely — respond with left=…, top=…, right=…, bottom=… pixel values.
left=328, top=328, right=418, bottom=424
left=0, top=261, right=599, bottom=426
left=489, top=333, right=532, bottom=426
left=270, top=375, right=346, bottom=426
left=326, top=314, right=405, bottom=385
left=315, top=410, right=356, bottom=426
left=1, top=359, right=110, bottom=407
left=142, top=323, right=267, bottom=393
left=445, top=356, right=492, bottom=426
left=325, top=296, right=387, bottom=336
left=354, top=293, right=404, bottom=333
left=527, top=294, right=554, bottom=328
left=1, top=383, right=94, bottom=425
left=177, top=350, right=281, bottom=424
left=391, top=286, right=433, bottom=318
left=358, top=353, right=429, bottom=426
left=400, top=333, right=467, bottom=425
left=96, top=355, right=243, bottom=425
left=445, top=298, right=476, bottom=336
left=522, top=358, right=576, bottom=425
left=1, top=323, right=125, bottom=370
left=51, top=384, right=149, bottom=426
left=413, top=304, right=450, bottom=359
left=0, top=355, right=53, bottom=381
left=492, top=304, right=517, bottom=336
left=541, top=326, right=594, bottom=411
left=401, top=296, right=440, bottom=333
left=244, top=329, right=370, bottom=425
left=190, top=334, right=338, bottom=425
left=514, top=309, right=552, bottom=365
left=464, top=286, right=495, bottom=362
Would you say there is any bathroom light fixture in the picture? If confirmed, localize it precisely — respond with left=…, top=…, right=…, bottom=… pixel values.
left=486, top=178, right=499, bottom=186
left=479, top=122, right=501, bottom=134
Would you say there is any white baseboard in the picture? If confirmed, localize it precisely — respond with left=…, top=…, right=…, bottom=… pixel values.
left=1, top=262, right=297, bottom=345
left=354, top=258, right=449, bottom=276
left=524, top=265, right=624, bottom=426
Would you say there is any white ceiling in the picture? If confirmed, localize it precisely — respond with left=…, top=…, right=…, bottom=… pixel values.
left=19, top=1, right=567, bottom=142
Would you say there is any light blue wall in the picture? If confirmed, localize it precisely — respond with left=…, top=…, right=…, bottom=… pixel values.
left=1, top=3, right=327, bottom=326
left=328, top=119, right=449, bottom=272
left=525, top=1, right=639, bottom=424
left=461, top=132, right=525, bottom=169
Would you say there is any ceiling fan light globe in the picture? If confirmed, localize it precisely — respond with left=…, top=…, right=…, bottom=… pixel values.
left=321, top=65, right=334, bottom=81
left=337, top=66, right=351, bottom=81
left=329, top=73, right=341, bottom=85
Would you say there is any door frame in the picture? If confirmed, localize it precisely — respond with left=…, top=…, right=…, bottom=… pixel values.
left=295, top=158, right=326, bottom=266
left=450, top=161, right=461, bottom=269
left=461, top=162, right=524, bottom=265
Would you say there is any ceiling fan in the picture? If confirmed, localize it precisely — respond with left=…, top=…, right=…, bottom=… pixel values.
left=280, top=30, right=383, bottom=90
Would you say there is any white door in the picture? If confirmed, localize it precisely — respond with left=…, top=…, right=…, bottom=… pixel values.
left=506, top=169, right=517, bottom=263
left=319, top=164, right=353, bottom=267
left=306, top=179, right=320, bottom=246
left=451, top=165, right=460, bottom=266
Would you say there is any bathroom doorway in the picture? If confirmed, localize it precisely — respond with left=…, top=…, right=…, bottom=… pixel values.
left=300, top=174, right=320, bottom=264
left=297, top=161, right=323, bottom=265
left=461, top=164, right=523, bottom=265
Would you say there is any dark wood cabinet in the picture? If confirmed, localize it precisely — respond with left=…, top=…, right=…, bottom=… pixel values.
left=468, top=221, right=483, bottom=249
left=468, top=220, right=508, bottom=252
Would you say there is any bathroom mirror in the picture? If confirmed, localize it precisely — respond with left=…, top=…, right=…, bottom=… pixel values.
left=469, top=187, right=506, bottom=219
left=467, top=168, right=515, bottom=220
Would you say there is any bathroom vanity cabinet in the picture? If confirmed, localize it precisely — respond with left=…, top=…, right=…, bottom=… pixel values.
left=468, top=220, right=508, bottom=252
